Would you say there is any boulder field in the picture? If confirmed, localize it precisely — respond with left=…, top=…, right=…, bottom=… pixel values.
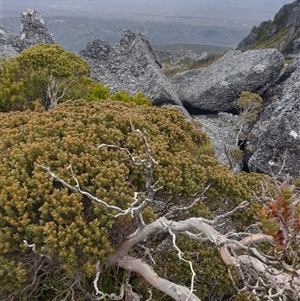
left=1, top=9, right=299, bottom=178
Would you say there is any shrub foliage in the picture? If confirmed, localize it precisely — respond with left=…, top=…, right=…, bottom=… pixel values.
left=0, top=100, right=265, bottom=300
left=0, top=44, right=151, bottom=112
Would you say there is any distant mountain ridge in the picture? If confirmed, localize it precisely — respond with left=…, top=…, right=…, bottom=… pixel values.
left=2, top=16, right=248, bottom=52
left=237, top=0, right=300, bottom=56
left=1, top=0, right=293, bottom=52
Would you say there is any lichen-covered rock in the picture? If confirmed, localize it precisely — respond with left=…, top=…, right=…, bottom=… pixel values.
left=78, top=38, right=111, bottom=61
left=171, top=49, right=284, bottom=112
left=0, top=9, right=55, bottom=58
left=18, top=9, right=56, bottom=51
left=247, top=54, right=300, bottom=177
left=79, top=30, right=183, bottom=107
left=194, top=113, right=241, bottom=171
left=0, top=27, right=19, bottom=58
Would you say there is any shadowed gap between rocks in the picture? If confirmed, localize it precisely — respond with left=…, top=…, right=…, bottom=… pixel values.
left=183, top=102, right=239, bottom=116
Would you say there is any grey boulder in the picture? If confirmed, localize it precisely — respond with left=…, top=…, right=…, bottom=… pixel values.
left=194, top=113, right=242, bottom=172
left=171, top=49, right=284, bottom=112
left=79, top=30, right=183, bottom=107
left=247, top=55, right=300, bottom=177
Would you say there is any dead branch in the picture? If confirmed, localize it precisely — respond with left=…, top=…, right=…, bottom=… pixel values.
left=36, top=129, right=300, bottom=301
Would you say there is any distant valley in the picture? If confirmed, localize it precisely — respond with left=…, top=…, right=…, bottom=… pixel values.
left=2, top=16, right=248, bottom=52
left=0, top=0, right=293, bottom=52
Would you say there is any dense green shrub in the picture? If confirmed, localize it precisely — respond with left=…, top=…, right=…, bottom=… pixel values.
left=0, top=100, right=265, bottom=300
left=237, top=91, right=262, bottom=120
left=111, top=90, right=152, bottom=106
left=0, top=58, right=27, bottom=111
left=87, top=82, right=111, bottom=101
left=0, top=44, right=152, bottom=112
left=0, top=44, right=90, bottom=111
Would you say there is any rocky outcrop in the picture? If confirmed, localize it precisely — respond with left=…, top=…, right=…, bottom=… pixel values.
left=18, top=9, right=56, bottom=51
left=237, top=1, right=300, bottom=56
left=168, top=47, right=299, bottom=178
left=1, top=8, right=299, bottom=177
left=79, top=38, right=111, bottom=61
left=79, top=30, right=183, bottom=107
left=171, top=49, right=284, bottom=113
left=0, top=27, right=19, bottom=58
left=0, top=9, right=55, bottom=58
left=247, top=55, right=300, bottom=177
left=236, top=21, right=272, bottom=52
left=174, top=48, right=300, bottom=178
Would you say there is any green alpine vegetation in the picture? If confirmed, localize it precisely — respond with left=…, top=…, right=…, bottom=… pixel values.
left=0, top=43, right=151, bottom=112
left=242, top=1, right=300, bottom=56
left=0, top=98, right=266, bottom=300
left=1, top=42, right=299, bottom=301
